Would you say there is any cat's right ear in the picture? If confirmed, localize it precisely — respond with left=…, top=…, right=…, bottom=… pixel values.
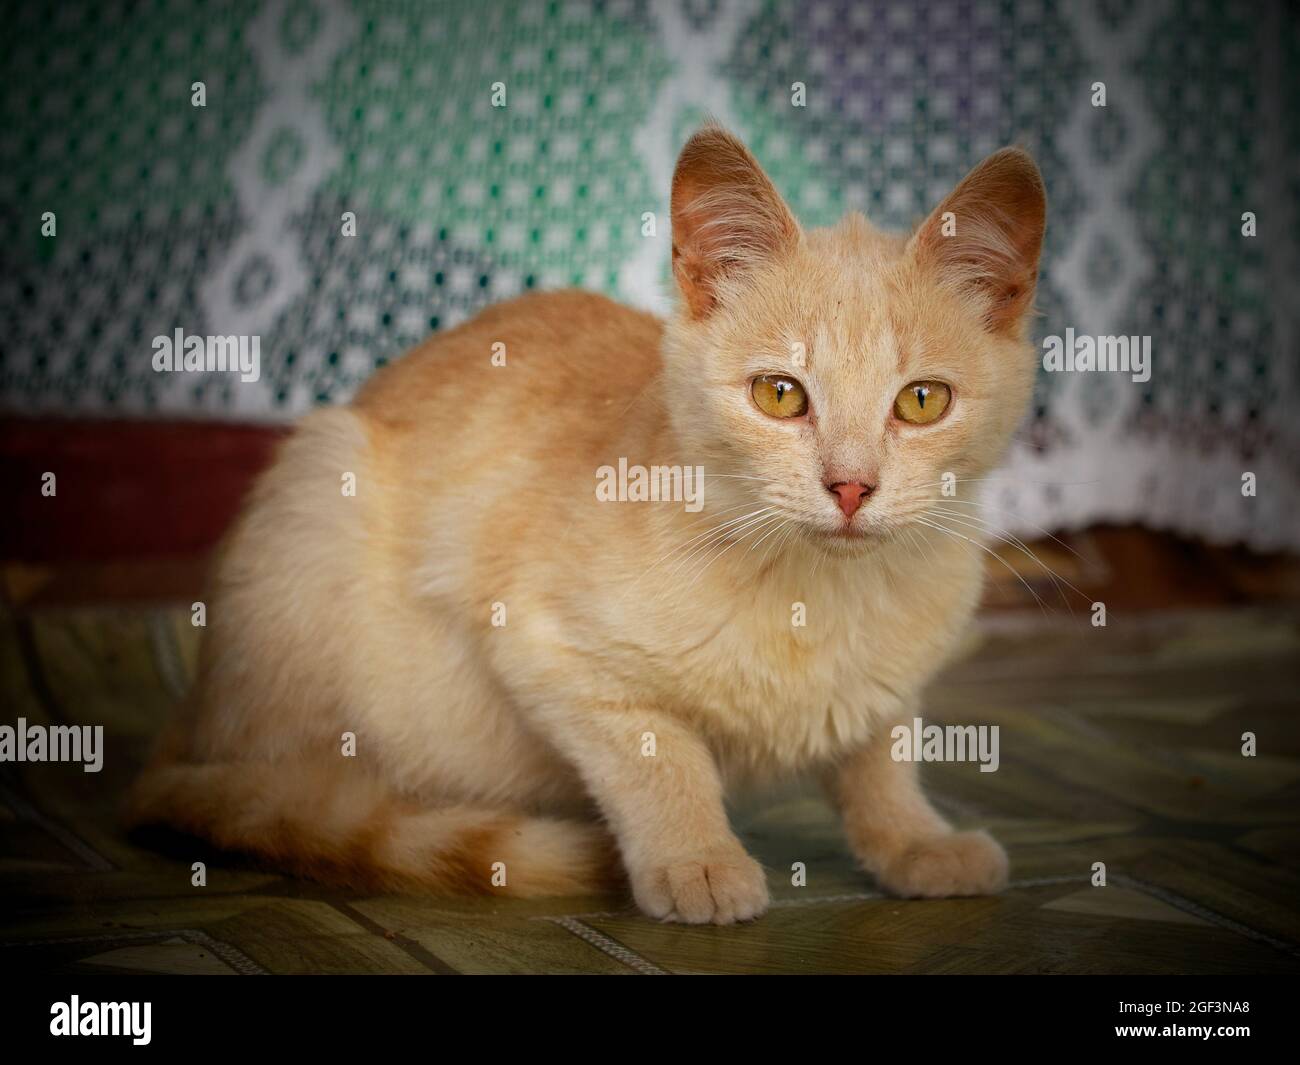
left=670, top=126, right=801, bottom=320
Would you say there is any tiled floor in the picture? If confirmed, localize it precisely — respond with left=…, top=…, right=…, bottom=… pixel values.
left=3, top=590, right=1298, bottom=974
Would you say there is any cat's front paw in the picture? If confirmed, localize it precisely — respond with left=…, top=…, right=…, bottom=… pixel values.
left=875, top=830, right=1008, bottom=898
left=630, top=847, right=770, bottom=924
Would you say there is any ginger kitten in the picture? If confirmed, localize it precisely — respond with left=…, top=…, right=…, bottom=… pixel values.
left=130, top=126, right=1045, bottom=924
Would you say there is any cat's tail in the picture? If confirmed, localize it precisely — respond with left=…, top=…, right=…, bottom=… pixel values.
left=125, top=757, right=620, bottom=898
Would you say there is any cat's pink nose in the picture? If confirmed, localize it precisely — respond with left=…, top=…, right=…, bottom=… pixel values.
left=826, top=480, right=874, bottom=519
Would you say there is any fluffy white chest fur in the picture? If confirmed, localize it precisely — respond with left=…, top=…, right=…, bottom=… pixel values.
left=473, top=516, right=985, bottom=783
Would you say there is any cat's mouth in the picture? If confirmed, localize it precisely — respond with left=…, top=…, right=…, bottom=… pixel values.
left=808, top=513, right=909, bottom=553
left=810, top=521, right=877, bottom=551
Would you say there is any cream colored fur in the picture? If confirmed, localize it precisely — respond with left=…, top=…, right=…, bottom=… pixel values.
left=129, top=126, right=1045, bottom=923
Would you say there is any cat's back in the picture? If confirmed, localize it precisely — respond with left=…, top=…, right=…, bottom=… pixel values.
left=352, top=289, right=664, bottom=432
left=344, top=288, right=667, bottom=587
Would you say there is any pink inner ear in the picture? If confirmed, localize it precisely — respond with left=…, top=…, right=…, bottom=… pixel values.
left=913, top=149, right=1046, bottom=336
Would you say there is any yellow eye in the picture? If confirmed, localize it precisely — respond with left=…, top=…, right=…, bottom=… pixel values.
left=751, top=375, right=808, bottom=418
left=893, top=381, right=952, bottom=425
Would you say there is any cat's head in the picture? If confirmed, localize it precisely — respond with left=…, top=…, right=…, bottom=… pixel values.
left=661, top=125, right=1045, bottom=555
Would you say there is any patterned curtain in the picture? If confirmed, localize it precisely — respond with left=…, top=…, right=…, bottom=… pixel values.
left=2, top=0, right=1296, bottom=549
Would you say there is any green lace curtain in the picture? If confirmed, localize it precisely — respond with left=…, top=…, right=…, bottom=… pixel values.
left=1, top=0, right=1295, bottom=548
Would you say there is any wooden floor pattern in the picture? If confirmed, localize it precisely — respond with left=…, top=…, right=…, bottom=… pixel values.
left=1, top=596, right=1298, bottom=974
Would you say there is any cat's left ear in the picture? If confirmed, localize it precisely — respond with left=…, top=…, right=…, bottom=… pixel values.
left=907, top=148, right=1046, bottom=337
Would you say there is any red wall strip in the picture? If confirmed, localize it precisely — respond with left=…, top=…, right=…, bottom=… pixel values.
left=0, top=418, right=287, bottom=563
